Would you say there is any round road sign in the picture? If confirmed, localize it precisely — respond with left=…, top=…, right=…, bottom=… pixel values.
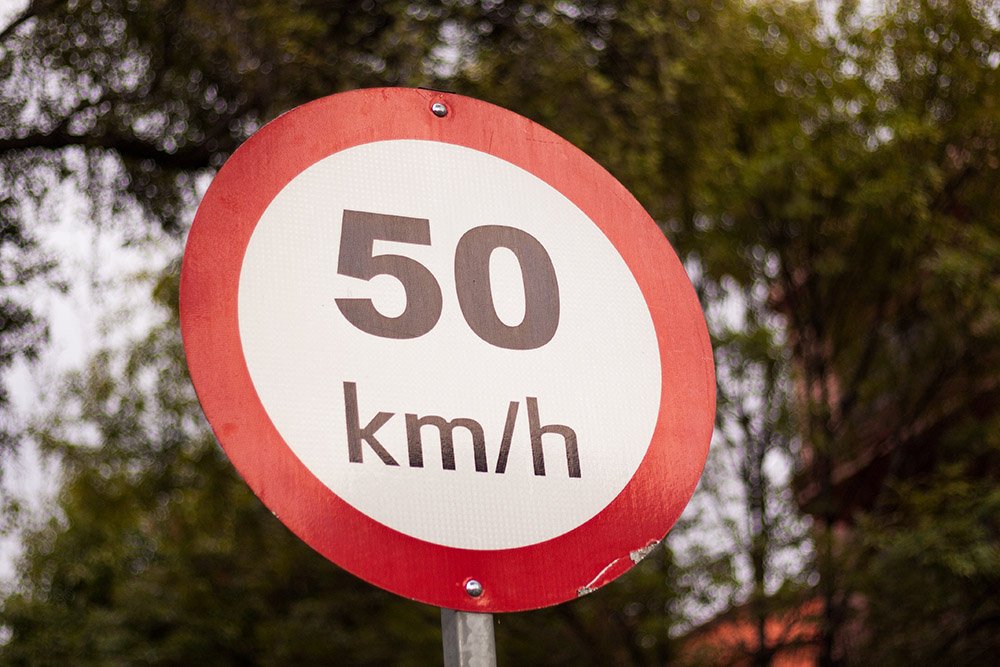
left=180, top=88, right=714, bottom=612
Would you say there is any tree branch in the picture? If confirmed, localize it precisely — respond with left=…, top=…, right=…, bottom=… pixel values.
left=0, top=126, right=214, bottom=172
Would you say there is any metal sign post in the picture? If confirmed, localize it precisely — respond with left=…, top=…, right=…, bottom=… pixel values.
left=441, top=609, right=496, bottom=667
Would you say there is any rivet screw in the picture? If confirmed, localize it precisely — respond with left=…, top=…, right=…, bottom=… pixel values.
left=465, top=579, right=483, bottom=597
left=431, top=101, right=448, bottom=117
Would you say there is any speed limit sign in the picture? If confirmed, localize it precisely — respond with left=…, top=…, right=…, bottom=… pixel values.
left=180, top=88, right=714, bottom=612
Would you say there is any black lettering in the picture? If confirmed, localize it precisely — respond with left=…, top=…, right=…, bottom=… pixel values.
left=527, top=396, right=580, bottom=478
left=343, top=382, right=580, bottom=478
left=344, top=381, right=397, bottom=465
left=406, top=413, right=488, bottom=472
left=494, top=401, right=520, bottom=474
left=454, top=225, right=560, bottom=349
left=335, top=210, right=442, bottom=339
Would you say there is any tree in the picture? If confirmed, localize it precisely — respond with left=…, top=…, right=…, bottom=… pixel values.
left=672, top=284, right=813, bottom=665
left=852, top=460, right=1000, bottom=664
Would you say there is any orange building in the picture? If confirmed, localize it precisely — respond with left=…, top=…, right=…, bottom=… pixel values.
left=677, top=599, right=822, bottom=666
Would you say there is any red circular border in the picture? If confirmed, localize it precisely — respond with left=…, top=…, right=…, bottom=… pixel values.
left=180, top=88, right=715, bottom=612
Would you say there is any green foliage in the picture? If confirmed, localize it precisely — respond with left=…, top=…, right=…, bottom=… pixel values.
left=854, top=470, right=1000, bottom=663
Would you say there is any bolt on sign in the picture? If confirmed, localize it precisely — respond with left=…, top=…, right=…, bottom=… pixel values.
left=180, top=88, right=715, bottom=613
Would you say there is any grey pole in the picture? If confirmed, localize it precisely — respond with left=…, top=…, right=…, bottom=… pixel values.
left=441, top=609, right=497, bottom=667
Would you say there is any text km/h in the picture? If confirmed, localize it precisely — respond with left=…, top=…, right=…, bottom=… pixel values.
left=344, top=381, right=581, bottom=478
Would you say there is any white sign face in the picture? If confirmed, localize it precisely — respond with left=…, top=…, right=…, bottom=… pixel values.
left=237, top=139, right=661, bottom=550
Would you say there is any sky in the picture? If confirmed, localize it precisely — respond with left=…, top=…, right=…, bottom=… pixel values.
left=2, top=189, right=181, bottom=581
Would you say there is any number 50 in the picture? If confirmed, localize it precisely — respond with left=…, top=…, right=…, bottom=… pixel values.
left=335, top=210, right=560, bottom=350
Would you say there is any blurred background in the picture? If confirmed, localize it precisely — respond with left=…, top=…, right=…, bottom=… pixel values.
left=0, top=0, right=997, bottom=664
